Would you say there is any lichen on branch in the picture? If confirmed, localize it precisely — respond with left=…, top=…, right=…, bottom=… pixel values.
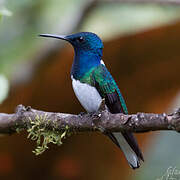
left=0, top=104, right=180, bottom=155
left=25, top=113, right=71, bottom=155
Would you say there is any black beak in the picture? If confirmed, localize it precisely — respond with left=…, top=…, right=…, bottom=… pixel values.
left=39, top=34, right=68, bottom=41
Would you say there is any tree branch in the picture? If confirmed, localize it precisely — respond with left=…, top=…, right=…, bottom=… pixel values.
left=1, top=104, right=180, bottom=135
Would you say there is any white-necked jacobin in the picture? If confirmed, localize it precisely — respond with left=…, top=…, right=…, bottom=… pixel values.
left=39, top=32, right=144, bottom=169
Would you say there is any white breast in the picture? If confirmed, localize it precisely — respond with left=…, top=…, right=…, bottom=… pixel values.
left=72, top=77, right=102, bottom=112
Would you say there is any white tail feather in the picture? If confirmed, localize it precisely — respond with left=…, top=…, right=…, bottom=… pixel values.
left=113, top=132, right=140, bottom=169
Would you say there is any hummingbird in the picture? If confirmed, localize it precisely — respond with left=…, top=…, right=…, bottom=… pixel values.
left=39, top=32, right=144, bottom=169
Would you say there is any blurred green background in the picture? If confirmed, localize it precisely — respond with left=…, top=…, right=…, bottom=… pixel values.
left=1, top=0, right=180, bottom=179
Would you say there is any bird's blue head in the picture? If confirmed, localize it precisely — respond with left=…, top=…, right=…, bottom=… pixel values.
left=40, top=32, right=103, bottom=56
left=68, top=32, right=103, bottom=53
left=39, top=32, right=104, bottom=79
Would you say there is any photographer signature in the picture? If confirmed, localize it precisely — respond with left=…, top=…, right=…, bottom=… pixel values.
left=157, top=166, right=180, bottom=180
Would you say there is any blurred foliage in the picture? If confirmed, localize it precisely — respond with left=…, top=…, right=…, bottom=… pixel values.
left=1, top=1, right=180, bottom=179
left=0, top=0, right=180, bottom=75
left=0, top=0, right=12, bottom=20
left=0, top=8, right=12, bottom=20
left=83, top=4, right=180, bottom=39
left=134, top=131, right=180, bottom=180
left=134, top=93, right=180, bottom=180
left=0, top=0, right=87, bottom=74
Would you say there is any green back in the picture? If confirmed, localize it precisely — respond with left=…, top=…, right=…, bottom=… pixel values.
left=80, top=64, right=128, bottom=114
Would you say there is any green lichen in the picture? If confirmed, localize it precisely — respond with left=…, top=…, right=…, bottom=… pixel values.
left=16, top=127, right=23, bottom=133
left=27, top=114, right=70, bottom=155
left=15, top=122, right=24, bottom=133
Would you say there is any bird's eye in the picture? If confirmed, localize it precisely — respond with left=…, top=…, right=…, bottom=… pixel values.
left=77, top=36, right=84, bottom=43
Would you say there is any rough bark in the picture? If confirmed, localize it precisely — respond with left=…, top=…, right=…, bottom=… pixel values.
left=1, top=103, right=180, bottom=135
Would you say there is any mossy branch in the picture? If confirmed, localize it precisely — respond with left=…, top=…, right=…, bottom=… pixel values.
left=1, top=102, right=180, bottom=154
